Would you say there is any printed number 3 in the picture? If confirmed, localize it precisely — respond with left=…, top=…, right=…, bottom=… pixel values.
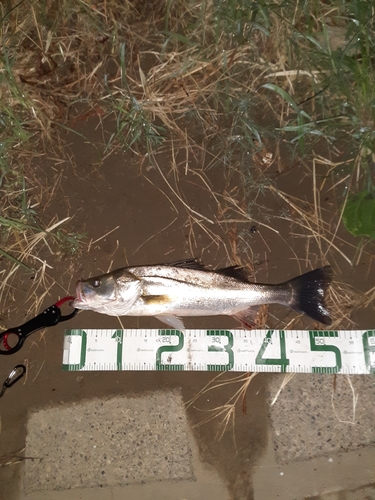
left=206, top=330, right=234, bottom=371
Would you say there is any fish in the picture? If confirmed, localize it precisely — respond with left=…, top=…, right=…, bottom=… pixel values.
left=73, top=259, right=333, bottom=329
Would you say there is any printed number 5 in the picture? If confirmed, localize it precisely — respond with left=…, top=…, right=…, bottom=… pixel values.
left=309, top=331, right=342, bottom=373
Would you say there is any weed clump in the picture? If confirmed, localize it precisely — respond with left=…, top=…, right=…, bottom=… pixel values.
left=1, top=0, right=375, bottom=310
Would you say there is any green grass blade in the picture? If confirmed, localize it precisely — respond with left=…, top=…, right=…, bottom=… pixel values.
left=0, top=216, right=42, bottom=232
left=262, top=83, right=301, bottom=114
left=0, top=248, right=34, bottom=272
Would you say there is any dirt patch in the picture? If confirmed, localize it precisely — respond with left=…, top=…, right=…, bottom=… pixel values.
left=1, top=114, right=374, bottom=499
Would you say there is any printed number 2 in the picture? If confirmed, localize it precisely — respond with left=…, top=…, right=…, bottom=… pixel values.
left=156, top=330, right=184, bottom=371
left=309, top=331, right=342, bottom=373
left=255, top=330, right=289, bottom=372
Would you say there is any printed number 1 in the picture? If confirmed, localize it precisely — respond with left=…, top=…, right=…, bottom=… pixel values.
left=112, top=330, right=124, bottom=370
left=255, top=330, right=289, bottom=372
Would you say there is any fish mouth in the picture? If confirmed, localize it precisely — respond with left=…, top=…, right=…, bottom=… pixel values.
left=73, top=280, right=85, bottom=307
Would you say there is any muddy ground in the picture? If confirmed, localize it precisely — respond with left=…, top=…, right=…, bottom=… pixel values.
left=0, top=114, right=374, bottom=499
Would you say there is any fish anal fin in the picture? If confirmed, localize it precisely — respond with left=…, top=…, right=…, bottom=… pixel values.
left=216, top=266, right=252, bottom=283
left=155, top=315, right=185, bottom=331
left=233, top=306, right=263, bottom=330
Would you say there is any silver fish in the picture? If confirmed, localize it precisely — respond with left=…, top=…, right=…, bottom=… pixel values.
left=73, top=259, right=333, bottom=329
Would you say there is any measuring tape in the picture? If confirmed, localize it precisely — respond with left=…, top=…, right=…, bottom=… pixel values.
left=62, top=329, right=375, bottom=374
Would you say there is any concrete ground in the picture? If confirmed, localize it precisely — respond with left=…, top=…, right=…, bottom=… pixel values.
left=253, top=373, right=375, bottom=499
left=22, top=389, right=227, bottom=500
left=14, top=373, right=375, bottom=500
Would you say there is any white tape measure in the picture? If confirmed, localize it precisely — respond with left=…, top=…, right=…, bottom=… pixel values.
left=62, top=329, right=375, bottom=374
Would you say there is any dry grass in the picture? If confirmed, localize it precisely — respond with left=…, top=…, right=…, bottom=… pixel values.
left=186, top=372, right=258, bottom=442
left=0, top=447, right=35, bottom=468
left=1, top=0, right=269, bottom=153
left=1, top=0, right=374, bottom=443
left=1, top=0, right=267, bottom=308
left=331, top=375, right=359, bottom=426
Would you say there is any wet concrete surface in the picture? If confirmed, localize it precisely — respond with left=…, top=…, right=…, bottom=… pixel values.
left=253, top=441, right=375, bottom=499
left=24, top=390, right=194, bottom=492
left=268, top=374, right=375, bottom=464
left=1, top=117, right=374, bottom=499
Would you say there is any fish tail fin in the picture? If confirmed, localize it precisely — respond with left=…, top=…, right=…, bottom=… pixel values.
left=287, top=266, right=333, bottom=325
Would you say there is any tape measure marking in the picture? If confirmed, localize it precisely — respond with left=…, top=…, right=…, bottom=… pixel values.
left=62, top=329, right=375, bottom=374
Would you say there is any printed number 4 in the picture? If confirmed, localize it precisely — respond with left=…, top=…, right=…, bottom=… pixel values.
left=255, top=330, right=289, bottom=372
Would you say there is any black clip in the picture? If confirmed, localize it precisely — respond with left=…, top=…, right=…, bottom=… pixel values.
left=0, top=297, right=78, bottom=355
left=0, top=364, right=26, bottom=398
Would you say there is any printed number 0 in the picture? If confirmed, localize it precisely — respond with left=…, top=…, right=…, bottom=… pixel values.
left=62, top=330, right=87, bottom=371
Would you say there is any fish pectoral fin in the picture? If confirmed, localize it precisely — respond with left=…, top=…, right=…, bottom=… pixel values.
left=233, top=306, right=263, bottom=330
left=155, top=315, right=185, bottom=331
left=121, top=280, right=142, bottom=312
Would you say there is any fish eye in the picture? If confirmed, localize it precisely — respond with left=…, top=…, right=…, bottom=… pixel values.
left=92, top=279, right=101, bottom=288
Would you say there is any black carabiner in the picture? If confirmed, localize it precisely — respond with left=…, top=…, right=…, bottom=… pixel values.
left=0, top=364, right=26, bottom=398
left=0, top=296, right=78, bottom=355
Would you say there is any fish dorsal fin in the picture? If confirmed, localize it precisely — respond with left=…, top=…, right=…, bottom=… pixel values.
left=215, top=265, right=251, bottom=283
left=168, top=258, right=209, bottom=271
